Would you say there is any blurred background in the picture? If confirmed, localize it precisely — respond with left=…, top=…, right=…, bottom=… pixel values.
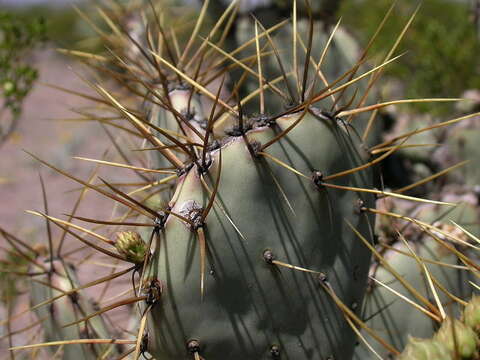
left=1, top=0, right=480, bottom=355
left=1, top=0, right=479, bottom=235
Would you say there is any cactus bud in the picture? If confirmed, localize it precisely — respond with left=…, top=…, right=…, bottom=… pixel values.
left=114, top=231, right=146, bottom=264
left=463, top=295, right=480, bottom=334
left=397, top=336, right=452, bottom=360
left=434, top=317, right=479, bottom=358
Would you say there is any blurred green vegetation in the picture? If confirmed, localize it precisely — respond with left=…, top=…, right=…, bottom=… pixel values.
left=0, top=3, right=108, bottom=145
left=0, top=9, right=46, bottom=143
left=339, top=0, right=480, bottom=114
left=0, top=5, right=84, bottom=46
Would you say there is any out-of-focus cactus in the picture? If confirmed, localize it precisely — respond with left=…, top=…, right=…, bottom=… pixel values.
left=446, top=128, right=480, bottom=186
left=354, top=238, right=474, bottom=359
left=234, top=15, right=367, bottom=119
left=30, top=259, right=114, bottom=359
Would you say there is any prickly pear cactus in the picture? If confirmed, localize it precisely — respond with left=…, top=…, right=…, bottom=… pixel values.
left=446, top=127, right=480, bottom=186
left=131, top=2, right=377, bottom=358
left=143, top=105, right=376, bottom=359
left=30, top=259, right=113, bottom=359
left=2, top=1, right=479, bottom=360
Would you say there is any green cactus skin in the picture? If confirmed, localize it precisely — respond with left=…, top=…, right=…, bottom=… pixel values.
left=143, top=109, right=376, bottom=359
left=30, top=259, right=114, bottom=360
left=149, top=88, right=215, bottom=172
left=447, top=128, right=480, bottom=186
left=417, top=199, right=480, bottom=237
left=151, top=88, right=208, bottom=146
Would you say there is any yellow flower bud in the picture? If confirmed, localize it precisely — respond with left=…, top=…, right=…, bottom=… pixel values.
left=114, top=231, right=146, bottom=264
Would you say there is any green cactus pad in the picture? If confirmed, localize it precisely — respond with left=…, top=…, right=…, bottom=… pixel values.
left=144, top=109, right=375, bottom=359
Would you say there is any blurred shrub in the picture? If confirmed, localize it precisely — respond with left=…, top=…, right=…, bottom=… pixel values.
left=339, top=0, right=480, bottom=114
left=0, top=10, right=46, bottom=144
